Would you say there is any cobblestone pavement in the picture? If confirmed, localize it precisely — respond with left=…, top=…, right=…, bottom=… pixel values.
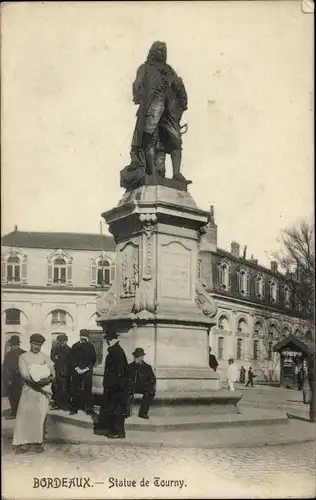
left=2, top=440, right=315, bottom=499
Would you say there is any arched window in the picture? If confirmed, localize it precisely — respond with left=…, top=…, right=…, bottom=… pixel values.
left=253, top=340, right=259, bottom=360
left=218, top=261, right=231, bottom=291
left=268, top=323, right=279, bottom=337
left=237, top=318, right=248, bottom=333
left=53, top=258, right=67, bottom=284
left=218, top=315, right=230, bottom=331
left=6, top=256, right=21, bottom=283
left=268, top=339, right=273, bottom=361
left=217, top=336, right=224, bottom=360
left=255, top=274, right=265, bottom=299
left=47, top=250, right=72, bottom=286
left=294, top=329, right=301, bottom=338
left=91, top=257, right=116, bottom=287
left=254, top=320, right=263, bottom=336
left=97, top=260, right=110, bottom=286
left=51, top=309, right=67, bottom=326
left=5, top=308, right=21, bottom=325
left=2, top=251, right=27, bottom=284
left=305, top=330, right=313, bottom=341
left=270, top=281, right=278, bottom=303
left=283, top=285, right=291, bottom=308
left=237, top=268, right=250, bottom=296
left=236, top=338, right=243, bottom=360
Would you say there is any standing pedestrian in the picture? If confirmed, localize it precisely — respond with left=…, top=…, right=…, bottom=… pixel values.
left=13, top=334, right=55, bottom=454
left=94, top=329, right=128, bottom=439
left=50, top=334, right=71, bottom=411
left=126, top=348, right=156, bottom=419
left=297, top=366, right=304, bottom=391
left=2, top=335, right=25, bottom=420
left=239, top=366, right=246, bottom=384
left=208, top=347, right=218, bottom=372
left=246, top=367, right=255, bottom=387
left=68, top=330, right=97, bottom=415
left=226, top=358, right=239, bottom=392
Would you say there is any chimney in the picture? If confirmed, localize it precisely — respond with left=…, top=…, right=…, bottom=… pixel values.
left=271, top=261, right=278, bottom=273
left=250, top=254, right=258, bottom=265
left=231, top=241, right=240, bottom=258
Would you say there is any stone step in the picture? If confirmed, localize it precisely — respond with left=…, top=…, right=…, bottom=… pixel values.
left=48, top=406, right=288, bottom=432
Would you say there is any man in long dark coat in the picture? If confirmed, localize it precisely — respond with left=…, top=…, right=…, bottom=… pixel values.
left=94, top=330, right=128, bottom=439
left=50, top=334, right=71, bottom=411
left=2, top=335, right=25, bottom=419
left=208, top=347, right=219, bottom=372
left=126, top=347, right=156, bottom=419
left=68, top=329, right=97, bottom=415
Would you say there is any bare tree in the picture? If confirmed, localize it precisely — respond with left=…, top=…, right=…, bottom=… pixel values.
left=272, top=219, right=315, bottom=319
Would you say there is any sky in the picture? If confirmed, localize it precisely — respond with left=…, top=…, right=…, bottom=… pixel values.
left=1, top=1, right=314, bottom=267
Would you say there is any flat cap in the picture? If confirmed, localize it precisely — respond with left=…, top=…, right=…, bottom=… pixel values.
left=8, top=335, right=20, bottom=346
left=30, top=333, right=46, bottom=345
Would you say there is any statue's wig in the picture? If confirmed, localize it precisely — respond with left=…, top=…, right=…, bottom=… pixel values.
left=147, top=41, right=167, bottom=63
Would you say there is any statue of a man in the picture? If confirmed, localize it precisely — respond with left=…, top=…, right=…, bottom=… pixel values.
left=131, top=41, right=188, bottom=182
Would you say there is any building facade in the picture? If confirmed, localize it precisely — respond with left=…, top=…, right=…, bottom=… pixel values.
left=1, top=230, right=115, bottom=359
left=2, top=223, right=314, bottom=384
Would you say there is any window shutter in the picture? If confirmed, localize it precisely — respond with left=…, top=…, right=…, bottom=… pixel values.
left=91, top=261, right=97, bottom=286
left=1, top=261, right=6, bottom=283
left=67, top=263, right=73, bottom=285
left=110, top=264, right=116, bottom=283
left=21, top=260, right=27, bottom=283
left=47, top=260, right=53, bottom=285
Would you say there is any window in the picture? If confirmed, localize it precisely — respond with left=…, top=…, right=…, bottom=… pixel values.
left=268, top=323, right=279, bottom=338
left=253, top=340, right=259, bottom=360
left=283, top=285, right=291, bottom=308
left=255, top=274, right=265, bottom=299
left=5, top=308, right=21, bottom=325
left=51, top=309, right=67, bottom=325
left=218, top=261, right=231, bottom=291
left=6, top=256, right=21, bottom=283
left=305, top=330, right=312, bottom=341
left=218, top=315, right=230, bottom=331
left=270, top=281, right=278, bottom=303
left=53, top=258, right=66, bottom=284
left=97, top=260, right=110, bottom=286
left=254, top=321, right=263, bottom=336
left=2, top=251, right=27, bottom=284
left=91, top=257, right=116, bottom=287
left=268, top=340, right=273, bottom=361
left=294, top=329, right=301, bottom=338
left=237, top=318, right=247, bottom=333
left=236, top=338, right=243, bottom=360
left=238, top=268, right=250, bottom=296
left=47, top=250, right=73, bottom=286
left=217, top=336, right=224, bottom=360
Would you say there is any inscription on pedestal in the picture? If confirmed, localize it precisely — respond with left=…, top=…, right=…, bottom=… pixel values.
left=160, top=241, right=191, bottom=300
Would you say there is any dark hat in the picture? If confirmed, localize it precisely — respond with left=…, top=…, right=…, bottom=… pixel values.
left=30, top=333, right=46, bottom=345
left=79, top=329, right=90, bottom=338
left=132, top=347, right=146, bottom=358
left=57, top=334, right=68, bottom=342
left=104, top=327, right=118, bottom=341
left=8, top=335, right=20, bottom=346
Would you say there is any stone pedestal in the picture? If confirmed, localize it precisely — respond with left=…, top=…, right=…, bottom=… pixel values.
left=94, top=182, right=219, bottom=395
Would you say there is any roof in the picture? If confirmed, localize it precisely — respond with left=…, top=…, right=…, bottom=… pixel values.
left=1, top=231, right=115, bottom=252
left=215, top=247, right=281, bottom=277
left=273, top=334, right=315, bottom=355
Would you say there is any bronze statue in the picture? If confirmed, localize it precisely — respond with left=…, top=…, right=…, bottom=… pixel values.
left=121, top=41, right=188, bottom=189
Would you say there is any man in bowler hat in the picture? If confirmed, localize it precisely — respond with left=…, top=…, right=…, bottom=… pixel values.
left=2, top=335, right=25, bottom=419
left=94, top=329, right=128, bottom=439
left=68, top=329, right=97, bottom=415
left=126, top=347, right=156, bottom=419
left=50, top=334, right=71, bottom=411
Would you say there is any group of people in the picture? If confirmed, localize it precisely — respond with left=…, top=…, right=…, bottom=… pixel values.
left=2, top=329, right=156, bottom=452
left=208, top=347, right=256, bottom=391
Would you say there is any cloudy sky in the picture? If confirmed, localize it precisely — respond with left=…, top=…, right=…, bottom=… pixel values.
left=1, top=1, right=313, bottom=266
